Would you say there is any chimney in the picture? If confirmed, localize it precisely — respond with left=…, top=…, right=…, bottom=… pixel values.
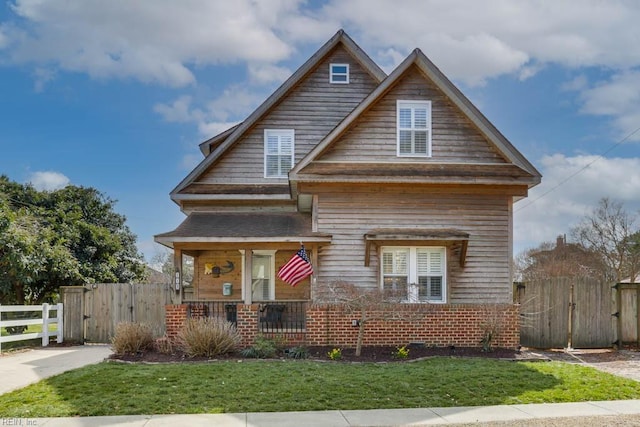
left=556, top=235, right=565, bottom=248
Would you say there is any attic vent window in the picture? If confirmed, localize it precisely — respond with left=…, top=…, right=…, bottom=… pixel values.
left=397, top=100, right=432, bottom=157
left=330, top=63, right=349, bottom=84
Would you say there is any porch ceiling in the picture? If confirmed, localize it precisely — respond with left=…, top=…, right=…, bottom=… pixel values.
left=364, top=228, right=470, bottom=268
left=154, top=212, right=332, bottom=247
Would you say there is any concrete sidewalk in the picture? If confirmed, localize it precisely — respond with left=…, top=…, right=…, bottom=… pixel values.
left=10, top=400, right=640, bottom=426
left=0, top=344, right=112, bottom=395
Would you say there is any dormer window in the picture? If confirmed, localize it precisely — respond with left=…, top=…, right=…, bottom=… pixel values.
left=397, top=100, right=431, bottom=157
left=330, top=63, right=349, bottom=84
left=264, top=129, right=294, bottom=178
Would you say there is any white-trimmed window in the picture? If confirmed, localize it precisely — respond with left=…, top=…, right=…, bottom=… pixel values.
left=330, top=63, right=349, bottom=84
left=381, top=246, right=446, bottom=303
left=397, top=100, right=432, bottom=157
left=252, top=250, right=276, bottom=301
left=264, top=129, right=294, bottom=178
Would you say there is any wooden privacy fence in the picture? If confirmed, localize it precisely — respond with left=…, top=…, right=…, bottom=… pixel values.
left=616, top=282, right=640, bottom=347
left=514, top=277, right=640, bottom=349
left=0, top=304, right=63, bottom=352
left=61, top=283, right=176, bottom=344
left=515, top=277, right=617, bottom=349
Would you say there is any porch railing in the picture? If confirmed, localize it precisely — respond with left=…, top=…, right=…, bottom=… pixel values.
left=184, top=300, right=307, bottom=333
left=257, top=301, right=307, bottom=333
left=186, top=301, right=241, bottom=326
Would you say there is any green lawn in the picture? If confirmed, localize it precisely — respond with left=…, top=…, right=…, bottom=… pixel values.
left=1, top=358, right=639, bottom=417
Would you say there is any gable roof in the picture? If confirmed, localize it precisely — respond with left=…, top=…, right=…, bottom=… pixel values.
left=198, top=122, right=241, bottom=156
left=290, top=48, right=542, bottom=186
left=171, top=29, right=387, bottom=198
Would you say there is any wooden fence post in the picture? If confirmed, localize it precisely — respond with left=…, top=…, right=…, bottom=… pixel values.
left=57, top=303, right=64, bottom=344
left=42, top=303, right=50, bottom=347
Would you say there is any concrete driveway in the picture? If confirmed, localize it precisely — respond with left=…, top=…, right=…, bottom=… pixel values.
left=0, top=344, right=112, bottom=395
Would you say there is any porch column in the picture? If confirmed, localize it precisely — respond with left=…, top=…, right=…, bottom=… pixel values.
left=173, top=248, right=183, bottom=302
left=243, top=248, right=252, bottom=305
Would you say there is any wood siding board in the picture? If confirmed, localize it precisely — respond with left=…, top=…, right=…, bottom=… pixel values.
left=316, top=66, right=506, bottom=167
left=313, top=190, right=511, bottom=303
left=193, top=46, right=378, bottom=188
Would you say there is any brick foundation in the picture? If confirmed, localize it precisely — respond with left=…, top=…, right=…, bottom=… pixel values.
left=165, top=303, right=520, bottom=349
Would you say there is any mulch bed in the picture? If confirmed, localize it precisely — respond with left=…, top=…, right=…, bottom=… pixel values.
left=109, top=345, right=520, bottom=364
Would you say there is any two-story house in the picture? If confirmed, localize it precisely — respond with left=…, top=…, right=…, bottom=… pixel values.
left=156, top=30, right=541, bottom=349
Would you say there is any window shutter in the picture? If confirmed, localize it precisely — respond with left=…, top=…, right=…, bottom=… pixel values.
left=397, top=101, right=431, bottom=156
left=417, top=248, right=444, bottom=302
left=264, top=130, right=294, bottom=178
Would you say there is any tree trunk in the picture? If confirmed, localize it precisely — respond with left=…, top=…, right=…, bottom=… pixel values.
left=355, top=312, right=367, bottom=356
left=15, top=282, right=25, bottom=305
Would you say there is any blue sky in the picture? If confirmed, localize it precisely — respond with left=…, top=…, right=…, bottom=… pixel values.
left=1, top=0, right=639, bottom=261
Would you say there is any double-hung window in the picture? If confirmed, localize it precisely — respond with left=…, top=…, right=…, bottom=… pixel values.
left=381, top=246, right=446, bottom=303
left=252, top=251, right=275, bottom=301
left=397, top=100, right=431, bottom=157
left=264, top=129, right=294, bottom=178
left=330, top=63, right=349, bottom=84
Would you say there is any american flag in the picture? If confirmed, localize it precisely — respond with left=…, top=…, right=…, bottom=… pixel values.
left=277, top=245, right=313, bottom=287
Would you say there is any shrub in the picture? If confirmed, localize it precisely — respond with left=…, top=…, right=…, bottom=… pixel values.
left=177, top=317, right=240, bottom=357
left=286, top=346, right=308, bottom=359
left=111, top=322, right=154, bottom=355
left=154, top=336, right=173, bottom=354
left=327, top=348, right=342, bottom=360
left=240, top=335, right=279, bottom=358
left=392, top=345, right=410, bottom=359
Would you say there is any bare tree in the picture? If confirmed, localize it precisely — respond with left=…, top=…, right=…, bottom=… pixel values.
left=514, top=236, right=607, bottom=282
left=571, top=198, right=639, bottom=282
left=316, top=281, right=431, bottom=356
left=150, top=246, right=194, bottom=285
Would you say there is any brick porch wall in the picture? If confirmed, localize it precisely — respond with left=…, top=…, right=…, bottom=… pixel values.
left=165, top=304, right=187, bottom=340
left=306, top=304, right=520, bottom=349
left=165, top=303, right=519, bottom=349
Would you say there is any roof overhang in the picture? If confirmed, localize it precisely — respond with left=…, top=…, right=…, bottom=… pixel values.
left=364, top=228, right=470, bottom=267
left=154, top=212, right=332, bottom=248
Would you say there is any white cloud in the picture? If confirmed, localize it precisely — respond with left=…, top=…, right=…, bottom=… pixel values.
left=514, top=154, right=640, bottom=254
left=32, top=67, right=56, bottom=92
left=0, top=24, right=8, bottom=49
left=320, top=0, right=640, bottom=84
left=205, top=85, right=264, bottom=122
left=3, top=0, right=640, bottom=89
left=561, top=75, right=588, bottom=92
left=180, top=152, right=202, bottom=171
left=196, top=121, right=239, bottom=139
left=154, top=85, right=262, bottom=138
left=153, top=96, right=199, bottom=124
left=28, top=171, right=70, bottom=191
left=2, top=0, right=302, bottom=87
left=248, top=63, right=292, bottom=85
left=577, top=71, right=640, bottom=141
